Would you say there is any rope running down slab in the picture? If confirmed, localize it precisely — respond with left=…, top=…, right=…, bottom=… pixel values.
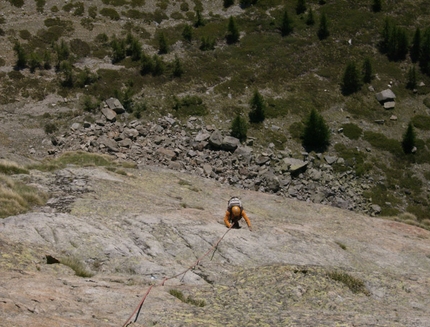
left=122, top=224, right=234, bottom=327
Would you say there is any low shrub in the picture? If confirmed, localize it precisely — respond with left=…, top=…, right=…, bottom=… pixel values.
left=411, top=115, right=430, bottom=131
left=173, top=95, right=208, bottom=117
left=327, top=271, right=370, bottom=295
left=341, top=123, right=362, bottom=140
left=100, top=8, right=120, bottom=21
left=169, top=289, right=206, bottom=307
left=60, top=256, right=94, bottom=277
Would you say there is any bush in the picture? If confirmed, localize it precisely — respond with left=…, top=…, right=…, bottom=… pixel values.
left=169, top=289, right=205, bottom=307
left=100, top=8, right=120, bottom=20
left=173, top=95, right=208, bottom=117
left=411, top=115, right=430, bottom=130
left=327, top=271, right=370, bottom=295
left=44, top=122, right=58, bottom=134
left=341, top=123, right=362, bottom=140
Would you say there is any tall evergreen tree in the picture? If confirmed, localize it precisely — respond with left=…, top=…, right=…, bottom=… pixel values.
left=401, top=122, right=416, bottom=154
left=13, top=41, right=27, bottom=68
left=231, top=114, right=248, bottom=142
left=362, top=58, right=373, bottom=84
left=172, top=55, right=184, bottom=78
left=296, top=0, right=306, bottom=15
left=223, top=0, right=234, bottom=8
left=182, top=24, right=193, bottom=42
left=372, top=0, right=382, bottom=12
left=248, top=90, right=266, bottom=123
left=317, top=13, right=329, bottom=40
left=407, top=66, right=417, bottom=90
left=280, top=9, right=293, bottom=36
left=302, top=108, right=330, bottom=151
left=194, top=10, right=205, bottom=27
left=342, top=62, right=361, bottom=95
left=152, top=55, right=165, bottom=76
left=110, top=37, right=126, bottom=63
left=158, top=32, right=169, bottom=54
left=419, top=27, right=430, bottom=75
left=306, top=8, right=315, bottom=26
left=410, top=27, right=421, bottom=63
left=226, top=16, right=240, bottom=44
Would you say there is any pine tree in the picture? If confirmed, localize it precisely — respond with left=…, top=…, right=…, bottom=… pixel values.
left=372, top=0, right=382, bottom=12
left=110, top=37, right=126, bottom=64
left=410, top=27, right=421, bottom=63
left=296, top=0, right=306, bottom=15
left=194, top=10, right=205, bottom=28
left=362, top=58, right=373, bottom=84
left=317, top=13, right=329, bottom=40
left=223, top=0, right=234, bottom=8
left=248, top=90, right=265, bottom=123
left=28, top=52, right=41, bottom=73
left=406, top=66, right=417, bottom=90
left=280, top=9, right=293, bottom=36
left=231, top=114, right=248, bottom=142
left=342, top=62, right=361, bottom=95
left=172, top=55, right=184, bottom=78
left=152, top=55, right=165, bottom=76
left=401, top=122, right=416, bottom=154
left=140, top=53, right=154, bottom=75
left=13, top=41, right=27, bottom=68
left=306, top=8, right=315, bottom=26
left=158, top=32, right=169, bottom=54
left=302, top=108, right=330, bottom=151
left=226, top=16, right=240, bottom=44
left=182, top=25, right=193, bottom=42
left=419, top=27, right=430, bottom=75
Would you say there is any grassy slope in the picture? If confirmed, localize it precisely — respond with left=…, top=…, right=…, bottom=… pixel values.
left=0, top=0, right=429, bottom=221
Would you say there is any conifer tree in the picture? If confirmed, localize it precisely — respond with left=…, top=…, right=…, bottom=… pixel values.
left=401, top=122, right=416, bottom=154
left=372, top=0, right=382, bottom=12
left=226, top=16, right=240, bottom=44
left=13, top=41, right=27, bottom=68
left=231, top=114, right=248, bottom=142
left=158, top=32, right=169, bottom=54
left=302, top=108, right=330, bottom=151
left=182, top=24, right=193, bottom=42
left=110, top=37, right=126, bottom=63
left=342, top=62, right=361, bottom=95
left=172, top=55, right=184, bottom=78
left=248, top=90, right=266, bottom=123
left=317, top=13, right=329, bottom=40
left=223, top=0, right=234, bottom=8
left=152, top=55, right=165, bottom=76
left=296, top=0, right=306, bottom=15
left=407, top=66, right=417, bottom=90
left=140, top=53, right=154, bottom=75
left=410, top=27, right=421, bottom=63
left=419, top=27, right=430, bottom=75
left=280, top=9, right=293, bottom=36
left=194, top=10, right=205, bottom=28
left=306, top=8, right=315, bottom=26
left=362, top=58, right=373, bottom=84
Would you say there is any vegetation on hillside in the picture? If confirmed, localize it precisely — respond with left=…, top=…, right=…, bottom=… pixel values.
left=1, top=0, right=430, bottom=221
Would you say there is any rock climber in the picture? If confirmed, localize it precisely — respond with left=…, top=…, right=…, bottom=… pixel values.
left=223, top=197, right=252, bottom=231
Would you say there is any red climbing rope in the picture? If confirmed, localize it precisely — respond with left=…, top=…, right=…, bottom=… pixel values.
left=122, top=224, right=233, bottom=327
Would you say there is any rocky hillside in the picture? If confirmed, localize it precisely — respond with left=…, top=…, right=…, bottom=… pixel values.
left=1, top=162, right=430, bottom=326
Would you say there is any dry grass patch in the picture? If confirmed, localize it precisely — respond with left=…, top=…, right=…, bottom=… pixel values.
left=0, top=173, right=48, bottom=218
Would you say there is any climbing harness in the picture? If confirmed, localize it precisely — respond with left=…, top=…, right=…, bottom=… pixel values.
left=122, top=224, right=234, bottom=327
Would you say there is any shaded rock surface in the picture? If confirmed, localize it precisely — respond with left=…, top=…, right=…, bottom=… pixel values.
left=1, top=165, right=429, bottom=327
